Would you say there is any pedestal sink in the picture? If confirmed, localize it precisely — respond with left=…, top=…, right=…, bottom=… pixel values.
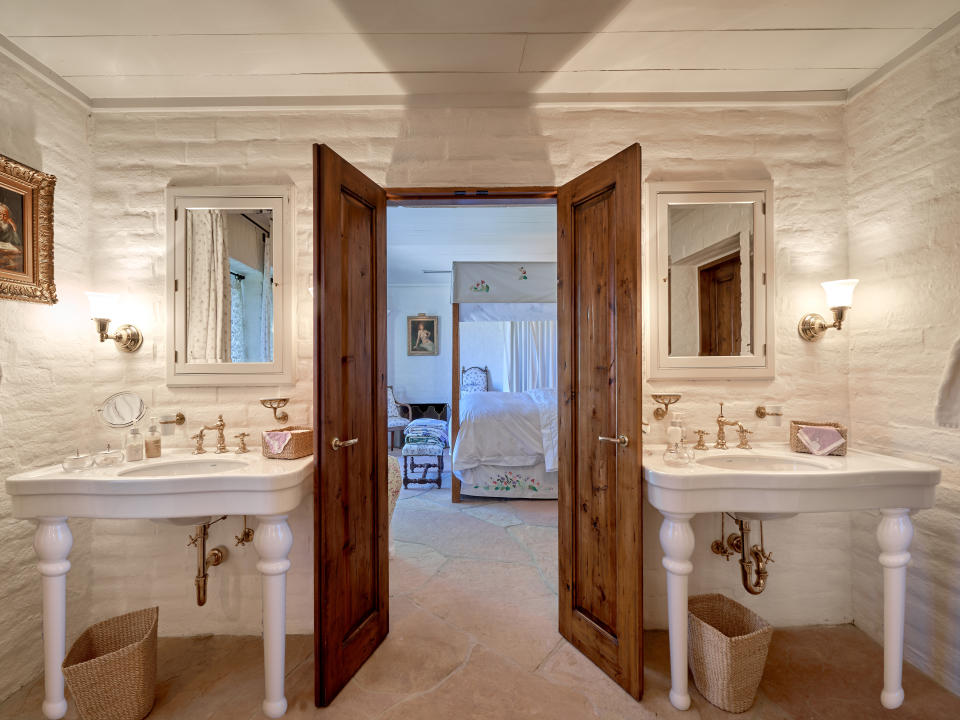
left=643, top=443, right=939, bottom=713
left=5, top=449, right=314, bottom=719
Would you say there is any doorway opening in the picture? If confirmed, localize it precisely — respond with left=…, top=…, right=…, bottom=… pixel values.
left=385, top=197, right=562, bottom=660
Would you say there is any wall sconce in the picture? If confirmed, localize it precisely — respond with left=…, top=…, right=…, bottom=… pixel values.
left=798, top=279, right=859, bottom=342
left=85, top=292, right=144, bottom=352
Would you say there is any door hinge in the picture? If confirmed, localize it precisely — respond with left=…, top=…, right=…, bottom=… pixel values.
left=175, top=350, right=178, bottom=363
left=174, top=206, right=179, bottom=221
left=762, top=272, right=766, bottom=285
left=763, top=343, right=767, bottom=356
left=174, top=279, right=179, bottom=292
left=761, top=201, right=766, bottom=215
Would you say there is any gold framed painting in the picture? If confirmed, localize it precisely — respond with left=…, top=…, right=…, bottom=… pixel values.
left=407, top=313, right=439, bottom=356
left=0, top=153, right=57, bottom=304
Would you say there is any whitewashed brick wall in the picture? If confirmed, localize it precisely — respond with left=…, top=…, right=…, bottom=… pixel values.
left=0, top=54, right=96, bottom=702
left=845, top=27, right=960, bottom=694
left=85, top=100, right=854, bottom=639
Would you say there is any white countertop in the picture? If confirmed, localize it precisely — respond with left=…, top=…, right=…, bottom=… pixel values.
left=5, top=449, right=315, bottom=519
left=642, top=443, right=939, bottom=515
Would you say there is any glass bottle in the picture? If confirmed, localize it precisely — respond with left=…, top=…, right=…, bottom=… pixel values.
left=145, top=417, right=162, bottom=459
left=125, top=427, right=145, bottom=462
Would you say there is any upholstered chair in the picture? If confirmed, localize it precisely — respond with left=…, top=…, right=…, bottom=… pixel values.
left=387, top=385, right=412, bottom=450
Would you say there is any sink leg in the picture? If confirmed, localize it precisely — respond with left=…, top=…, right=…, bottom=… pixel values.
left=255, top=514, right=294, bottom=718
left=660, top=511, right=696, bottom=711
left=34, top=517, right=72, bottom=720
left=877, top=508, right=913, bottom=710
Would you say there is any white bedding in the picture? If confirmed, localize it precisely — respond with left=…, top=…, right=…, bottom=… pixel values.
left=453, top=389, right=559, bottom=472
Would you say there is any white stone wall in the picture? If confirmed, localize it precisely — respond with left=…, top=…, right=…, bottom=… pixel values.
left=81, top=101, right=854, bottom=641
left=845, top=27, right=960, bottom=694
left=0, top=54, right=96, bottom=701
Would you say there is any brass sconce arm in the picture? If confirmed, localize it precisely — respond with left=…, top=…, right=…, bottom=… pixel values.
left=798, top=306, right=850, bottom=342
left=92, top=317, right=143, bottom=353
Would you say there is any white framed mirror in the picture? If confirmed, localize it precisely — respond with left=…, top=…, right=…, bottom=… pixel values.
left=648, top=180, right=774, bottom=380
left=165, top=185, right=295, bottom=387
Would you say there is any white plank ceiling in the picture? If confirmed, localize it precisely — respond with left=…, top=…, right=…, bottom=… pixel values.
left=387, top=206, right=556, bottom=285
left=2, top=0, right=959, bottom=104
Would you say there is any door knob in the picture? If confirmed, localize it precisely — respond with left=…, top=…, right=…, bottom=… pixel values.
left=331, top=437, right=359, bottom=450
left=599, top=434, right=629, bottom=448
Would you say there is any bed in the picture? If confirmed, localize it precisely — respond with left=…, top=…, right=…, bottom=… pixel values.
left=452, top=388, right=558, bottom=499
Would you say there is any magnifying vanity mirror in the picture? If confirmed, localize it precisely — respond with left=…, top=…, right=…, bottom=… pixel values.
left=166, top=186, right=294, bottom=386
left=98, top=390, right=146, bottom=428
left=648, top=180, right=774, bottom=380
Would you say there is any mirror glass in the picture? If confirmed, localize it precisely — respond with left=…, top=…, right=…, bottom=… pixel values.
left=184, top=208, right=274, bottom=364
left=667, top=202, right=755, bottom=357
left=98, top=391, right=146, bottom=428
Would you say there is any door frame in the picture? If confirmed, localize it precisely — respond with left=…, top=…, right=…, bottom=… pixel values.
left=385, top=186, right=559, bottom=505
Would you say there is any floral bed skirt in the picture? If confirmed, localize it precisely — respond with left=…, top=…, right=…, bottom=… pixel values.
left=456, top=461, right=558, bottom=499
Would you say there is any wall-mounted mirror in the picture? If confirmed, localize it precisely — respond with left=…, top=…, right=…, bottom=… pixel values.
left=166, top=186, right=294, bottom=386
left=648, top=180, right=774, bottom=379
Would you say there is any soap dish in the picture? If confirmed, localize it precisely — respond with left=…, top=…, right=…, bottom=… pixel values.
left=789, top=420, right=848, bottom=456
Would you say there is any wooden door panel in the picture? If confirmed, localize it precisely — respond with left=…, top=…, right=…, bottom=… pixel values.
left=314, top=144, right=388, bottom=707
left=698, top=252, right=741, bottom=356
left=558, top=144, right=643, bottom=700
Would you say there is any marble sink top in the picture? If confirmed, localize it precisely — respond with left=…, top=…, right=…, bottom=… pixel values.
left=642, top=443, right=939, bottom=515
left=5, top=449, right=315, bottom=520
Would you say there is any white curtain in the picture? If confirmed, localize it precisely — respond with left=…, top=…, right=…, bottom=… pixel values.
left=186, top=210, right=231, bottom=363
left=503, top=320, right=558, bottom=392
left=260, top=232, right=274, bottom=361
left=230, top=274, right=246, bottom=362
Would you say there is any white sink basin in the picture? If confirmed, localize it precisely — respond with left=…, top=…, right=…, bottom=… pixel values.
left=696, top=454, right=827, bottom=472
left=119, top=458, right=247, bottom=478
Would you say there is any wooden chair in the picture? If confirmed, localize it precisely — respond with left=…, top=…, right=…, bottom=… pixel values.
left=387, top=385, right=412, bottom=450
left=460, top=365, right=489, bottom=393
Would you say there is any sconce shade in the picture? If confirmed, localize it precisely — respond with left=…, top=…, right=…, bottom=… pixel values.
left=821, top=279, right=858, bottom=309
left=85, top=291, right=119, bottom=319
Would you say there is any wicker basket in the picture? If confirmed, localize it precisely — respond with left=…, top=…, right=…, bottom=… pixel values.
left=688, top=594, right=772, bottom=713
left=789, top=420, right=848, bottom=456
left=62, top=606, right=158, bottom=720
left=261, top=425, right=313, bottom=459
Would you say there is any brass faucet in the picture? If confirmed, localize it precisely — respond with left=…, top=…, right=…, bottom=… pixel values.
left=736, top=425, right=754, bottom=449
left=203, top=415, right=228, bottom=454
left=714, top=403, right=741, bottom=450
left=190, top=428, right=207, bottom=455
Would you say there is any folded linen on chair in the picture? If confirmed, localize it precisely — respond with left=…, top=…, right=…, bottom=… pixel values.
left=935, top=335, right=960, bottom=428
left=403, top=418, right=449, bottom=446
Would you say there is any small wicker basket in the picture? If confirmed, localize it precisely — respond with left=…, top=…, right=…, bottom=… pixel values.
left=789, top=420, right=848, bottom=456
left=261, top=425, right=314, bottom=459
left=62, top=606, right=158, bottom=720
left=688, top=594, right=772, bottom=713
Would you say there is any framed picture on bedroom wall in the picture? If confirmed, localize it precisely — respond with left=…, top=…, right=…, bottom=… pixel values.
left=407, top=313, right=439, bottom=356
left=0, top=153, right=57, bottom=304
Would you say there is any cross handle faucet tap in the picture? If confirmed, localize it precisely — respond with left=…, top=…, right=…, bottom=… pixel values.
left=714, top=402, right=741, bottom=450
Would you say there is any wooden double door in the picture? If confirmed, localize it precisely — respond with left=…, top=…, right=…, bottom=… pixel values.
left=313, top=144, right=644, bottom=705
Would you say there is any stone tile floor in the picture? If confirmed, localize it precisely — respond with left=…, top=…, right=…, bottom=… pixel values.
left=3, top=480, right=959, bottom=719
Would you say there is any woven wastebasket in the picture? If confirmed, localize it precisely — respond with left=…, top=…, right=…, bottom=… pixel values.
left=62, top=607, right=158, bottom=720
left=688, top=594, right=772, bottom=713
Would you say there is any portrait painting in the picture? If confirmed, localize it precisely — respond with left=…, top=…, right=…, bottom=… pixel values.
left=0, top=153, right=57, bottom=304
left=407, top=314, right=439, bottom=356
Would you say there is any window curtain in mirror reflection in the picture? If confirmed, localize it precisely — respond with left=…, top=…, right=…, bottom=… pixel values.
left=230, top=274, right=246, bottom=362
left=186, top=209, right=231, bottom=363
left=503, top=320, right=558, bottom=392
left=260, top=231, right=274, bottom=361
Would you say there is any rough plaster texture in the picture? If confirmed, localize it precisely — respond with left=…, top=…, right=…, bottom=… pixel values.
left=0, top=54, right=96, bottom=702
left=3, top=29, right=957, bottom=704
left=845, top=26, right=960, bottom=695
left=83, top=100, right=853, bottom=643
